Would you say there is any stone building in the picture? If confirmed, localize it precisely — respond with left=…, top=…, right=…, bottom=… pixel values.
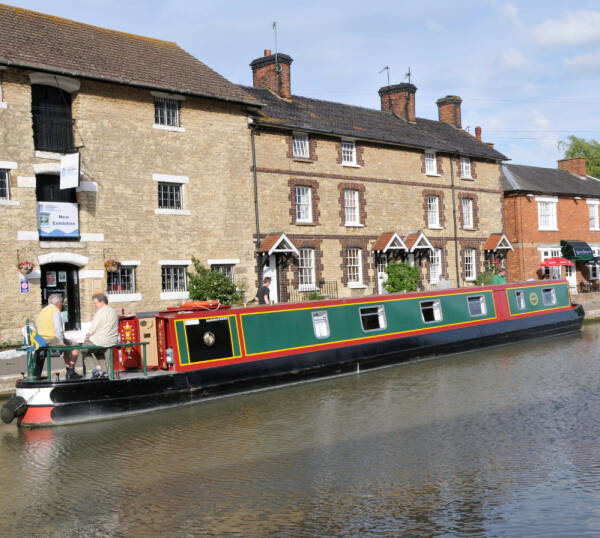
left=503, top=158, right=600, bottom=293
left=244, top=50, right=511, bottom=302
left=0, top=5, right=260, bottom=340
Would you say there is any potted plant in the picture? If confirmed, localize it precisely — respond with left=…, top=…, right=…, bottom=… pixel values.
left=104, top=259, right=121, bottom=273
left=17, top=261, right=35, bottom=274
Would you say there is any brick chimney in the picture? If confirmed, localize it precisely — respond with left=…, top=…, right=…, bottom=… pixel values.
left=378, top=83, right=417, bottom=123
left=558, top=157, right=587, bottom=176
left=475, top=126, right=482, bottom=140
left=436, top=95, right=462, bottom=128
left=250, top=49, right=293, bottom=99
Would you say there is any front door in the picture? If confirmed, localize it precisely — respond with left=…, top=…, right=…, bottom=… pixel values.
left=565, top=265, right=577, bottom=295
left=377, top=254, right=388, bottom=294
left=262, top=254, right=279, bottom=303
left=40, top=263, right=80, bottom=330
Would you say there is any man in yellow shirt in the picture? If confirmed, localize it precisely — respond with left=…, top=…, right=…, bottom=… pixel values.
left=36, top=293, right=81, bottom=380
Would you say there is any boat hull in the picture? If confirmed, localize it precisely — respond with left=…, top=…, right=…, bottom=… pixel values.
left=16, top=303, right=584, bottom=427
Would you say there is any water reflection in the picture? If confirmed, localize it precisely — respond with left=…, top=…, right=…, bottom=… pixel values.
left=0, top=327, right=599, bottom=536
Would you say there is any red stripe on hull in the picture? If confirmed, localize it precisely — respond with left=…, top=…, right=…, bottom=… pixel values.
left=19, top=406, right=54, bottom=427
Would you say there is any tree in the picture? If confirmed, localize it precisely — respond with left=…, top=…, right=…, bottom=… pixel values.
left=383, top=262, right=419, bottom=293
left=559, top=136, right=600, bottom=177
left=187, top=257, right=242, bottom=304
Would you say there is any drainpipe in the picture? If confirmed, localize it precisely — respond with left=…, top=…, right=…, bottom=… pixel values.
left=451, top=153, right=461, bottom=287
left=250, top=123, right=263, bottom=285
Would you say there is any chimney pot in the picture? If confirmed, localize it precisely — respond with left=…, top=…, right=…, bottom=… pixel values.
left=475, top=126, right=482, bottom=140
left=436, top=95, right=462, bottom=128
left=558, top=157, right=587, bottom=176
left=378, top=83, right=417, bottom=123
left=264, top=49, right=271, bottom=56
left=250, top=50, right=293, bottom=99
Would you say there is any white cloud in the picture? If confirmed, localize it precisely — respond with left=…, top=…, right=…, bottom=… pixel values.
left=533, top=10, right=600, bottom=46
left=500, top=3, right=521, bottom=27
left=563, top=53, right=600, bottom=72
left=500, top=48, right=528, bottom=69
left=424, top=20, right=443, bottom=32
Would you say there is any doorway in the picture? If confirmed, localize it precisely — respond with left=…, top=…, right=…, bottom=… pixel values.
left=40, top=263, right=81, bottom=330
left=262, top=254, right=279, bottom=303
left=376, top=253, right=388, bottom=295
left=565, top=265, right=577, bottom=295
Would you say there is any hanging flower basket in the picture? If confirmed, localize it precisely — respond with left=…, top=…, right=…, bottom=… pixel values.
left=17, top=261, right=35, bottom=274
left=104, top=259, right=121, bottom=273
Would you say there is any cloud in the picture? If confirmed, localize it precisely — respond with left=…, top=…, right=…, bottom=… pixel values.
left=563, top=53, right=600, bottom=72
left=499, top=3, right=521, bottom=27
left=424, top=20, right=443, bottom=32
left=533, top=10, right=600, bottom=46
left=500, top=48, right=528, bottom=69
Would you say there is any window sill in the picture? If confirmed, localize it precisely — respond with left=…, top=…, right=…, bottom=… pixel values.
left=345, top=223, right=364, bottom=228
left=155, top=209, right=191, bottom=215
left=160, top=291, right=189, bottom=301
left=292, top=157, right=314, bottom=163
left=153, top=124, right=185, bottom=133
left=538, top=228, right=559, bottom=231
left=34, top=151, right=62, bottom=160
left=106, top=293, right=142, bottom=302
left=590, top=228, right=600, bottom=232
left=462, top=226, right=475, bottom=230
left=296, top=221, right=315, bottom=226
left=460, top=176, right=473, bottom=181
left=425, top=172, right=441, bottom=177
left=299, top=286, right=319, bottom=292
left=342, top=163, right=361, bottom=168
left=428, top=226, right=443, bottom=230
left=0, top=102, right=7, bottom=109
left=348, top=283, right=367, bottom=289
left=465, top=278, right=476, bottom=282
left=0, top=199, right=20, bottom=206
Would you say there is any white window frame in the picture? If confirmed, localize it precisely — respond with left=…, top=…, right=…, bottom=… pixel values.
left=161, top=265, right=188, bottom=293
left=312, top=311, right=330, bottom=339
left=542, top=287, right=557, bottom=306
left=298, top=248, right=317, bottom=291
left=107, top=265, right=136, bottom=295
left=347, top=248, right=364, bottom=287
left=344, top=189, right=361, bottom=226
left=460, top=157, right=472, bottom=179
left=211, top=264, right=235, bottom=281
left=589, top=247, right=600, bottom=280
left=467, top=295, right=487, bottom=317
left=515, top=290, right=526, bottom=310
left=157, top=181, right=183, bottom=210
left=152, top=91, right=185, bottom=132
left=464, top=248, right=477, bottom=281
left=587, top=199, right=599, bottom=231
left=427, top=195, right=441, bottom=229
left=359, top=305, right=387, bottom=332
left=430, top=247, right=442, bottom=284
left=536, top=195, right=558, bottom=231
left=420, top=299, right=443, bottom=323
left=425, top=151, right=438, bottom=176
left=292, top=132, right=310, bottom=159
left=341, top=140, right=358, bottom=167
left=462, top=197, right=473, bottom=229
left=295, top=186, right=313, bottom=223
left=152, top=174, right=190, bottom=215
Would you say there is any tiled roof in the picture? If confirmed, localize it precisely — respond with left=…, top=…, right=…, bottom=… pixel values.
left=502, top=164, right=600, bottom=197
left=244, top=87, right=507, bottom=160
left=373, top=233, right=395, bottom=251
left=0, top=4, right=259, bottom=105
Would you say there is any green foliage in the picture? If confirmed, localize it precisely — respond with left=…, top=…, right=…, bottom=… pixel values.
left=383, top=262, right=419, bottom=293
left=187, top=257, right=242, bottom=305
left=307, top=291, right=325, bottom=300
left=1, top=339, right=22, bottom=349
left=559, top=136, right=600, bottom=177
left=475, top=270, right=496, bottom=286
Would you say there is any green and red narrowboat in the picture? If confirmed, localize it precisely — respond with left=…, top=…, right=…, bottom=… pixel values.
left=2, top=280, right=584, bottom=427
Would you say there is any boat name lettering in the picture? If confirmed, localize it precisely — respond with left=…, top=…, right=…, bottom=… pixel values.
left=207, top=318, right=227, bottom=323
left=184, top=320, right=200, bottom=326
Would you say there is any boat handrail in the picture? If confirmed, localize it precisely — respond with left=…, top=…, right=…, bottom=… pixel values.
left=19, top=341, right=149, bottom=382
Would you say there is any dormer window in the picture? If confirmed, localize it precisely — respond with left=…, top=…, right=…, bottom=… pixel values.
left=341, top=141, right=357, bottom=166
left=293, top=133, right=309, bottom=158
left=425, top=151, right=437, bottom=175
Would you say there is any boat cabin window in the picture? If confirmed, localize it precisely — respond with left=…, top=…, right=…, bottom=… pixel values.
left=542, top=287, right=557, bottom=306
left=467, top=295, right=487, bottom=317
left=420, top=300, right=443, bottom=323
left=312, top=311, right=330, bottom=339
left=515, top=290, right=526, bottom=310
left=359, top=305, right=387, bottom=332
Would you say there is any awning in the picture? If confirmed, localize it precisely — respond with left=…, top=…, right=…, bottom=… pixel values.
left=404, top=231, right=433, bottom=252
left=483, top=233, right=513, bottom=251
left=560, top=240, right=594, bottom=261
left=540, top=257, right=574, bottom=267
left=259, top=233, right=299, bottom=256
left=373, top=232, right=408, bottom=253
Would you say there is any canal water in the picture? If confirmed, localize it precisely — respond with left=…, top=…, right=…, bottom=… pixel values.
left=1, top=324, right=600, bottom=537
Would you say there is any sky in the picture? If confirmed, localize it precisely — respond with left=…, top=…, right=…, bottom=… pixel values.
left=5, top=0, right=600, bottom=168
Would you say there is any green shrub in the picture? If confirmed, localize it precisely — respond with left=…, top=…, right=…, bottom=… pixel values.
left=383, top=262, right=419, bottom=293
left=187, top=257, right=242, bottom=305
left=475, top=270, right=496, bottom=286
left=307, top=291, right=325, bottom=300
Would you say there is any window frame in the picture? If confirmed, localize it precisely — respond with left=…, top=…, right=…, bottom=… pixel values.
left=425, top=151, right=438, bottom=175
left=346, top=247, right=363, bottom=287
left=359, top=305, right=387, bottom=332
left=343, top=189, right=361, bottom=226
left=460, top=157, right=472, bottom=179
left=462, top=197, right=473, bottom=229
left=341, top=140, right=357, bottom=166
left=430, top=247, right=442, bottom=284
left=0, top=169, right=9, bottom=200
left=420, top=299, right=443, bottom=323
left=161, top=265, right=188, bottom=293
left=295, top=185, right=313, bottom=223
left=467, top=295, right=487, bottom=317
left=298, top=247, right=317, bottom=291
left=312, top=311, right=330, bottom=339
left=427, top=195, right=440, bottom=229
left=587, top=199, right=599, bottom=231
left=211, top=264, right=235, bottom=281
left=540, top=247, right=562, bottom=279
left=292, top=132, right=310, bottom=159
left=154, top=96, right=180, bottom=128
left=107, top=265, right=136, bottom=295
left=536, top=196, right=558, bottom=231
left=515, top=290, right=526, bottom=310
left=542, top=287, right=557, bottom=306
left=158, top=181, right=183, bottom=210
left=464, top=248, right=477, bottom=281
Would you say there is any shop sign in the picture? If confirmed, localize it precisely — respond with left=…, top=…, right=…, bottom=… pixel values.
left=60, top=152, right=80, bottom=190
left=37, top=201, right=79, bottom=238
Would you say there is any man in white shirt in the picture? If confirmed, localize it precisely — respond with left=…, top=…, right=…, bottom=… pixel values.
left=83, top=293, right=119, bottom=377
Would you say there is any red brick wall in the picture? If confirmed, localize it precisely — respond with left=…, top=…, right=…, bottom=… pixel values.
left=252, top=61, right=292, bottom=99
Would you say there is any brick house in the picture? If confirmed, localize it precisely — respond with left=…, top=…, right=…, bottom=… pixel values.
left=244, top=50, right=511, bottom=302
left=0, top=5, right=261, bottom=340
left=503, top=158, right=600, bottom=293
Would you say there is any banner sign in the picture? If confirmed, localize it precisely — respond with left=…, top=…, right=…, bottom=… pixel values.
left=60, top=152, right=80, bottom=190
left=37, top=201, right=79, bottom=238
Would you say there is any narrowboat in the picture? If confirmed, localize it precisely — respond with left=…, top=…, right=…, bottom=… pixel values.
left=2, top=280, right=584, bottom=427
